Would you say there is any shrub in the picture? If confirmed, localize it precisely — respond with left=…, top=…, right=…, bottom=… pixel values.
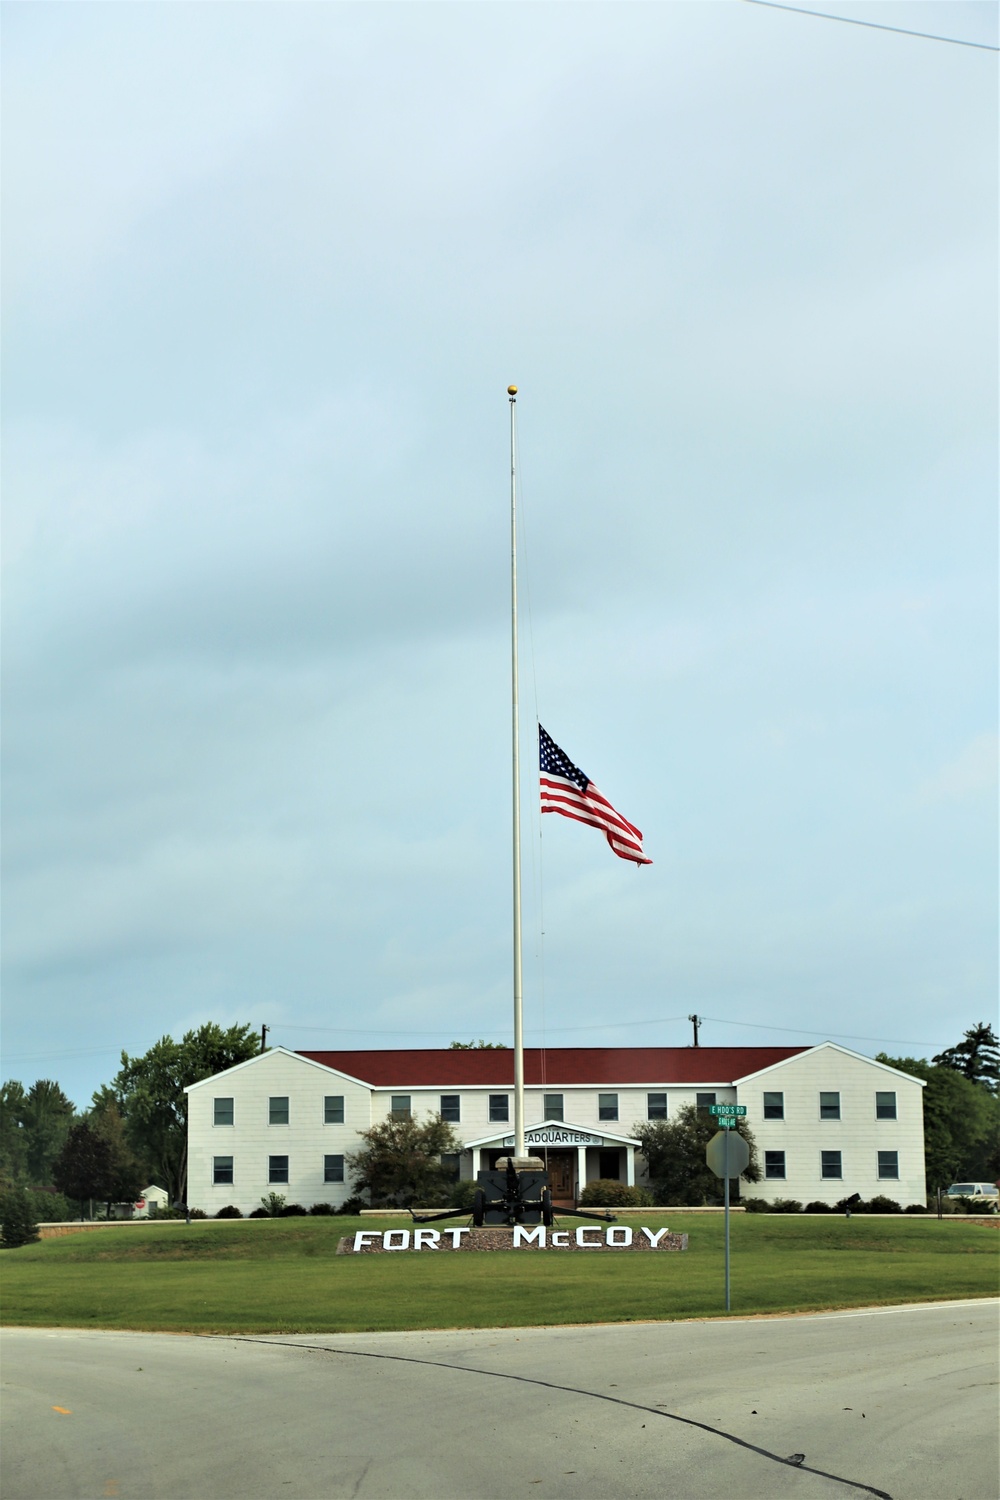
left=26, top=1189, right=75, bottom=1223
left=215, top=1205, right=243, bottom=1219
left=448, top=1179, right=480, bottom=1212
left=308, top=1202, right=335, bottom=1215
left=248, top=1207, right=269, bottom=1218
left=579, top=1179, right=653, bottom=1208
left=768, top=1198, right=803, bottom=1214
left=0, top=1187, right=40, bottom=1248
left=864, top=1195, right=901, bottom=1214
left=150, top=1205, right=181, bottom=1219
left=188, top=1207, right=207, bottom=1220
left=279, top=1204, right=308, bottom=1217
left=742, top=1198, right=770, bottom=1213
left=904, top=1204, right=929, bottom=1213
left=259, top=1192, right=286, bottom=1217
left=804, top=1201, right=834, bottom=1213
left=338, top=1196, right=366, bottom=1216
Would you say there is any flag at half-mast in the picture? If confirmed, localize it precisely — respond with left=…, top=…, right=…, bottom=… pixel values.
left=539, top=725, right=652, bottom=866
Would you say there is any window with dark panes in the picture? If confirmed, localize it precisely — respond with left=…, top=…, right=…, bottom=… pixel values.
left=821, top=1150, right=842, bottom=1179
left=877, top=1151, right=899, bottom=1180
left=440, top=1095, right=461, bottom=1122
left=213, top=1156, right=233, bottom=1185
left=696, top=1093, right=716, bottom=1115
left=489, top=1095, right=509, bottom=1122
left=544, top=1094, right=564, bottom=1121
left=875, top=1092, right=897, bottom=1120
left=647, top=1093, right=667, bottom=1120
left=324, top=1155, right=345, bottom=1183
left=598, top=1094, right=619, bottom=1121
left=763, top=1092, right=784, bottom=1120
left=764, top=1151, right=785, bottom=1179
left=820, top=1092, right=841, bottom=1121
left=598, top=1149, right=620, bottom=1180
left=324, top=1096, right=344, bottom=1125
left=214, top=1097, right=234, bottom=1126
left=269, top=1155, right=289, bottom=1184
left=390, top=1095, right=411, bottom=1120
left=269, top=1096, right=289, bottom=1125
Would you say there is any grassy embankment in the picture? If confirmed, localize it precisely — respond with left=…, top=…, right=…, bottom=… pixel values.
left=1, top=1213, right=996, bottom=1335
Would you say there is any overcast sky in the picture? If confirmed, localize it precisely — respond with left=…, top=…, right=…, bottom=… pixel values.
left=3, top=1, right=996, bottom=1111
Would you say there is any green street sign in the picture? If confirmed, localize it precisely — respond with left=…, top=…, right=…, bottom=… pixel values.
left=709, top=1104, right=746, bottom=1116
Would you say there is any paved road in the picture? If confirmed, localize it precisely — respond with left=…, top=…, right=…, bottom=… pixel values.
left=2, top=1301, right=997, bottom=1500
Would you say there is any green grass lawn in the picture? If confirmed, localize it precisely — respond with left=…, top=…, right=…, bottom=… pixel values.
left=1, top=1214, right=996, bottom=1334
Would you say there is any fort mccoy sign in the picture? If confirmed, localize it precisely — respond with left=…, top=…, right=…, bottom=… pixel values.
left=339, top=1226, right=688, bottom=1254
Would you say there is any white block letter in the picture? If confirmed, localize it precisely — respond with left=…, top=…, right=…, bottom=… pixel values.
left=575, top=1226, right=602, bottom=1248
left=641, top=1227, right=668, bottom=1248
left=606, top=1225, right=633, bottom=1247
left=353, top=1231, right=378, bottom=1252
left=444, top=1228, right=469, bottom=1248
left=550, top=1230, right=568, bottom=1246
left=414, top=1229, right=440, bottom=1250
left=383, top=1229, right=410, bottom=1251
left=513, top=1225, right=545, bottom=1248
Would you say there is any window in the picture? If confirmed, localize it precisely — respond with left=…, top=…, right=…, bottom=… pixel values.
left=269, top=1155, right=289, bottom=1184
left=269, top=1096, right=289, bottom=1125
left=214, top=1097, right=234, bottom=1126
left=489, top=1095, right=509, bottom=1123
left=877, top=1151, right=899, bottom=1180
left=440, top=1095, right=461, bottom=1123
left=390, top=1095, right=411, bottom=1120
left=876, top=1092, right=897, bottom=1120
left=647, top=1093, right=668, bottom=1120
left=821, top=1151, right=842, bottom=1179
left=820, top=1092, right=841, bottom=1121
left=763, top=1092, right=784, bottom=1120
left=598, top=1094, right=619, bottom=1122
left=544, top=1094, right=564, bottom=1121
left=213, top=1156, right=233, bottom=1185
left=324, top=1096, right=344, bottom=1125
left=440, top=1153, right=461, bottom=1181
left=696, top=1093, right=717, bottom=1116
left=764, top=1151, right=786, bottom=1180
left=324, top=1155, right=345, bottom=1183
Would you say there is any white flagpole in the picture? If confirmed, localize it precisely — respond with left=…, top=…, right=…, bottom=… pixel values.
left=508, top=384, right=525, bottom=1157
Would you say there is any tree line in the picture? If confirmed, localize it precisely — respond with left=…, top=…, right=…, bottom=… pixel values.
left=1, top=1021, right=997, bottom=1223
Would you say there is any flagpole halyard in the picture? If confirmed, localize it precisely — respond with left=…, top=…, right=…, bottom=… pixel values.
left=509, top=385, right=525, bottom=1158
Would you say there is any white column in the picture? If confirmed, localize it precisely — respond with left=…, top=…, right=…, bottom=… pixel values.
left=472, top=1148, right=481, bottom=1177
left=626, top=1148, right=635, bottom=1187
left=576, top=1145, right=586, bottom=1200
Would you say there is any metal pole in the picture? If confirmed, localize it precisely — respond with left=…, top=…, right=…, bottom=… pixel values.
left=723, top=1128, right=731, bottom=1311
left=509, top=385, right=525, bottom=1158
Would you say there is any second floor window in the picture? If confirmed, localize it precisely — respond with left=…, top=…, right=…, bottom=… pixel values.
left=440, top=1095, right=461, bottom=1123
left=598, top=1094, right=619, bottom=1121
left=875, top=1092, right=897, bottom=1120
left=269, top=1097, right=289, bottom=1125
left=647, top=1093, right=667, bottom=1120
left=489, top=1095, right=509, bottom=1122
left=390, top=1095, right=411, bottom=1120
left=324, top=1096, right=345, bottom=1124
left=544, top=1093, right=564, bottom=1121
left=214, top=1098, right=234, bottom=1126
left=763, top=1092, right=784, bottom=1120
left=820, top=1093, right=841, bottom=1121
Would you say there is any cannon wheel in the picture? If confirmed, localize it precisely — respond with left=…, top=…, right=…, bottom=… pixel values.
left=541, top=1188, right=554, bottom=1227
left=472, top=1189, right=486, bottom=1227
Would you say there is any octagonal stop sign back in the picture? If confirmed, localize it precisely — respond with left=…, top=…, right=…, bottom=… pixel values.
left=706, top=1129, right=751, bottom=1178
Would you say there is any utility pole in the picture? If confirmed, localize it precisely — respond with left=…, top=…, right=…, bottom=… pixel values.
left=260, top=1024, right=269, bottom=1054
left=688, top=1014, right=701, bottom=1047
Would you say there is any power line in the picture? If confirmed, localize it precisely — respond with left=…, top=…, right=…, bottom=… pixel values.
left=742, top=0, right=999, bottom=51
left=699, top=1015, right=944, bottom=1048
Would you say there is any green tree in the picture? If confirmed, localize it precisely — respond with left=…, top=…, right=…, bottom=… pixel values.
left=876, top=1054, right=1000, bottom=1189
left=633, top=1104, right=760, bottom=1206
left=448, top=1041, right=508, bottom=1049
left=108, top=1023, right=260, bottom=1203
left=0, top=1186, right=40, bottom=1248
left=52, top=1121, right=116, bottom=1217
left=932, top=1023, right=999, bottom=1095
left=89, top=1100, right=145, bottom=1217
left=0, top=1081, right=28, bottom=1186
left=20, top=1080, right=76, bottom=1184
left=348, top=1114, right=465, bottom=1207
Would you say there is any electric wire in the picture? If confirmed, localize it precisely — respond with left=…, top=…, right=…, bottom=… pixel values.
left=741, top=0, right=998, bottom=51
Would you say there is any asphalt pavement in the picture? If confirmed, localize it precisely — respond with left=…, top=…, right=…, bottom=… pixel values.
left=2, top=1299, right=997, bottom=1500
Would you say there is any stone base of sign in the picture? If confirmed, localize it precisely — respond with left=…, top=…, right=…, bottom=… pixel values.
left=338, top=1226, right=688, bottom=1254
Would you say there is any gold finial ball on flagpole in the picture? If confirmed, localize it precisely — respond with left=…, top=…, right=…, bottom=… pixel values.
left=507, top=385, right=518, bottom=395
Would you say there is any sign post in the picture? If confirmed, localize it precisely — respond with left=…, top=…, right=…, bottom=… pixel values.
left=706, top=1122, right=750, bottom=1311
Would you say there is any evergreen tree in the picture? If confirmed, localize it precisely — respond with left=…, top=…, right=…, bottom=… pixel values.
left=932, top=1023, right=1000, bottom=1095
left=0, top=1185, right=40, bottom=1248
left=52, top=1121, right=116, bottom=1217
left=21, top=1080, right=75, bottom=1184
left=0, top=1082, right=28, bottom=1186
left=876, top=1053, right=1000, bottom=1187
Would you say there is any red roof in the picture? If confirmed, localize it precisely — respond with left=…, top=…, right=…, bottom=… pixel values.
left=297, top=1046, right=807, bottom=1087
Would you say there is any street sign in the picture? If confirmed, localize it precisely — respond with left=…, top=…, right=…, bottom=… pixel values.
left=709, top=1104, right=746, bottom=1116
left=706, top=1130, right=751, bottom=1178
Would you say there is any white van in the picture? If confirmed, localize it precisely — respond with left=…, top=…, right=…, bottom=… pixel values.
left=945, top=1182, right=999, bottom=1204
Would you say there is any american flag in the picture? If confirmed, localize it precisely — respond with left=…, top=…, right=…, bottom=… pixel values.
left=539, top=725, right=652, bottom=866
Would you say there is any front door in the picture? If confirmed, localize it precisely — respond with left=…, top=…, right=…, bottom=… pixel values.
left=544, top=1151, right=576, bottom=1205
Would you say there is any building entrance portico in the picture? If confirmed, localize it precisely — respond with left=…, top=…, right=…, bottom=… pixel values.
left=465, top=1120, right=640, bottom=1206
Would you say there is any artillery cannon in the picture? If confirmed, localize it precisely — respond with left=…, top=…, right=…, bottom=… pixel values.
left=412, top=1157, right=616, bottom=1227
